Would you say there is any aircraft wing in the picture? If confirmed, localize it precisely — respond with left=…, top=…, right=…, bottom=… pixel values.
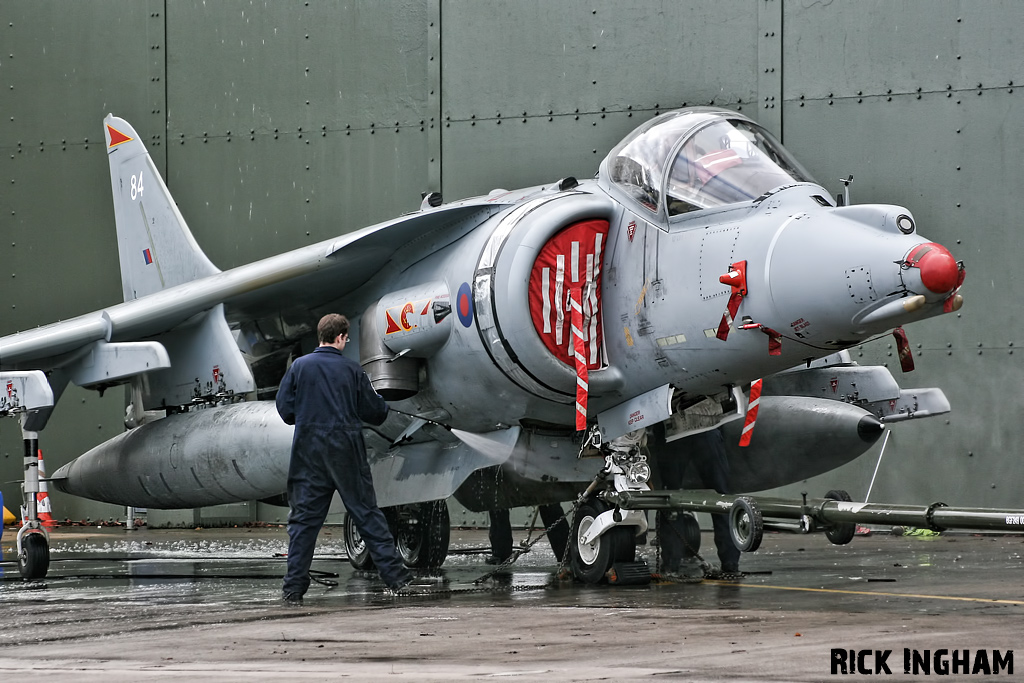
left=0, top=115, right=507, bottom=427
left=0, top=204, right=502, bottom=370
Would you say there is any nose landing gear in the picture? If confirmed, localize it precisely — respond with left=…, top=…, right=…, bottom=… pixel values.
left=568, top=428, right=651, bottom=584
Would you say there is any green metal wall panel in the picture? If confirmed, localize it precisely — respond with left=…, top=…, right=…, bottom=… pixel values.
left=165, top=128, right=430, bottom=268
left=166, top=0, right=430, bottom=134
left=163, top=0, right=433, bottom=268
left=0, top=0, right=166, bottom=146
left=440, top=0, right=759, bottom=120
left=443, top=110, right=634, bottom=199
left=783, top=1, right=1023, bottom=101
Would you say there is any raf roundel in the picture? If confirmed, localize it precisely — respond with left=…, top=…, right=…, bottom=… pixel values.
left=457, top=282, right=474, bottom=327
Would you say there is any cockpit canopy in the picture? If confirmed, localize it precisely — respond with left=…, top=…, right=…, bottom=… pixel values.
left=602, top=109, right=814, bottom=218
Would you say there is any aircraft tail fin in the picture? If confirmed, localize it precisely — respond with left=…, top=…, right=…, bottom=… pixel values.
left=104, top=115, right=219, bottom=301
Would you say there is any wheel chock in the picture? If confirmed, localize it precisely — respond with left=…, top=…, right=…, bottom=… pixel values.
left=606, top=561, right=652, bottom=585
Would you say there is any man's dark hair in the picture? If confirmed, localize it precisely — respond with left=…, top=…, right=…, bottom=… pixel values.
left=317, top=314, right=350, bottom=344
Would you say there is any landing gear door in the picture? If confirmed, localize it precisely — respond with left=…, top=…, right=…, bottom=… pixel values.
left=663, top=385, right=746, bottom=442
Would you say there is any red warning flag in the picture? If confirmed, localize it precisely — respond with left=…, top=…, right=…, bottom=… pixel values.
left=716, top=261, right=748, bottom=341
left=570, top=288, right=588, bottom=431
left=107, top=125, right=133, bottom=148
left=738, top=379, right=762, bottom=447
left=762, top=326, right=782, bottom=356
left=893, top=326, right=914, bottom=372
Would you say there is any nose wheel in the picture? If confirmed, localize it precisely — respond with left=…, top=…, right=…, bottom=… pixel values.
left=570, top=501, right=637, bottom=584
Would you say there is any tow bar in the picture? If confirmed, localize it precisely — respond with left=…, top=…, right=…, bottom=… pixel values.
left=603, top=489, right=1024, bottom=553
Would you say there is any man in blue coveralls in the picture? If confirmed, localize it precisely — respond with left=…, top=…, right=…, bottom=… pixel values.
left=654, top=426, right=741, bottom=579
left=276, top=313, right=411, bottom=604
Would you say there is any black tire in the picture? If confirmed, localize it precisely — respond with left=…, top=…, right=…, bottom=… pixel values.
left=823, top=489, right=856, bottom=545
left=570, top=501, right=636, bottom=584
left=19, top=532, right=49, bottom=580
left=343, top=512, right=375, bottom=570
left=389, top=500, right=451, bottom=568
left=680, top=512, right=701, bottom=555
left=729, top=496, right=763, bottom=553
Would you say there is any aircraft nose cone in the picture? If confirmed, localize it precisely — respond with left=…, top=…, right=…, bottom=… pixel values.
left=907, top=243, right=960, bottom=294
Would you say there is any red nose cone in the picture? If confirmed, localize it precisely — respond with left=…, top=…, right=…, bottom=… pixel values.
left=909, top=243, right=959, bottom=294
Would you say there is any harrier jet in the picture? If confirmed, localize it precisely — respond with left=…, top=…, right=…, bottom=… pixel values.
left=0, top=108, right=964, bottom=580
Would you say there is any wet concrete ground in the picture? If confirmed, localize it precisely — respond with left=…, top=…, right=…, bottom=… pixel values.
left=0, top=526, right=1022, bottom=681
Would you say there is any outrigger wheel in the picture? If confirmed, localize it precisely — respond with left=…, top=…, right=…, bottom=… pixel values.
left=728, top=496, right=763, bottom=553
left=823, top=489, right=857, bottom=545
left=19, top=532, right=50, bottom=580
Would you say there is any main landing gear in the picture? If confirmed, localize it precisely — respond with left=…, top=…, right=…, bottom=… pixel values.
left=344, top=499, right=451, bottom=570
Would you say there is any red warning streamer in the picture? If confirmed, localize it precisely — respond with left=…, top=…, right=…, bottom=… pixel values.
left=738, top=379, right=763, bottom=447
left=893, top=326, right=915, bottom=373
left=716, top=261, right=748, bottom=341
left=739, top=323, right=783, bottom=356
left=762, top=326, right=782, bottom=356
left=570, top=288, right=588, bottom=430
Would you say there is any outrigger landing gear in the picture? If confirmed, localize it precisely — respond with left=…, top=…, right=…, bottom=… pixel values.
left=17, top=422, right=50, bottom=580
left=0, top=371, right=55, bottom=580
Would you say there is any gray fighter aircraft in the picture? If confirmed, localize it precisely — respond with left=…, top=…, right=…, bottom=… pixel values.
left=0, top=108, right=965, bottom=580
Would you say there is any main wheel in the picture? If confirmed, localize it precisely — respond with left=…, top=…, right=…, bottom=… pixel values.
left=570, top=501, right=636, bottom=584
left=19, top=532, right=49, bottom=580
left=389, top=500, right=451, bottom=568
left=728, top=496, right=763, bottom=553
left=343, top=512, right=375, bottom=570
left=823, top=489, right=856, bottom=545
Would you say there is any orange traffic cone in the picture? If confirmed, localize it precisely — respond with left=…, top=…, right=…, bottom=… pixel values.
left=21, top=450, right=57, bottom=529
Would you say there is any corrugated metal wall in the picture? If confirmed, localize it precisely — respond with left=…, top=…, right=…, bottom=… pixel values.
left=1, top=1, right=1021, bottom=523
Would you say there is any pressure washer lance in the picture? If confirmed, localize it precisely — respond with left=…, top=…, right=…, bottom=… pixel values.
left=386, top=408, right=453, bottom=448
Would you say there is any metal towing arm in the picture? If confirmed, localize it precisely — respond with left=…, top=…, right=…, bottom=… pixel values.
left=603, top=489, right=1024, bottom=553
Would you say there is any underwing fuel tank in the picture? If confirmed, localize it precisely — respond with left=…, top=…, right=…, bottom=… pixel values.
left=721, top=396, right=884, bottom=491
left=51, top=402, right=292, bottom=508
left=650, top=396, right=885, bottom=493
